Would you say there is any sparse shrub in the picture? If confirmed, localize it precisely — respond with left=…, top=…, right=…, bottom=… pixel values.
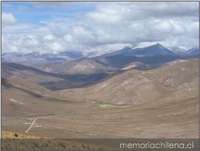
left=33, top=141, right=40, bottom=149
left=14, top=133, right=18, bottom=137
left=82, top=144, right=86, bottom=148
left=58, top=142, right=66, bottom=149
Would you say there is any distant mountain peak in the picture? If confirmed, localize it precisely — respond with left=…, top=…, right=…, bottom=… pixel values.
left=151, top=43, right=164, bottom=48
left=186, top=47, right=199, bottom=56
left=155, top=43, right=162, bottom=46
left=132, top=43, right=175, bottom=56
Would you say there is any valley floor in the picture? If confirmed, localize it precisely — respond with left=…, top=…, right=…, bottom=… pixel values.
left=2, top=96, right=199, bottom=139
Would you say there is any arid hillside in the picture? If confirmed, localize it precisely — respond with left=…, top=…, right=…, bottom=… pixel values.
left=59, top=59, right=199, bottom=105
left=2, top=59, right=199, bottom=140
left=37, top=58, right=116, bottom=75
left=2, top=63, right=110, bottom=90
left=2, top=77, right=93, bottom=118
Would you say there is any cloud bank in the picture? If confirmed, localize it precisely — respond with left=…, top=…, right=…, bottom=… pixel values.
left=2, top=2, right=199, bottom=53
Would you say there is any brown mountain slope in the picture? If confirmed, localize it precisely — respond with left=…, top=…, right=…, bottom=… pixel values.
left=37, top=59, right=116, bottom=75
left=2, top=62, right=112, bottom=90
left=2, top=63, right=64, bottom=83
left=59, top=59, right=198, bottom=105
left=2, top=77, right=93, bottom=118
left=141, top=59, right=199, bottom=87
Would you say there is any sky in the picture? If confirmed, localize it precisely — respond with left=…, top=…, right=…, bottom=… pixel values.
left=2, top=2, right=199, bottom=53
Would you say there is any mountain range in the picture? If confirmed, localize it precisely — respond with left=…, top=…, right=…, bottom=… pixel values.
left=2, top=43, right=199, bottom=90
left=2, top=58, right=198, bottom=139
left=59, top=59, right=199, bottom=105
left=2, top=43, right=199, bottom=66
left=2, top=51, right=84, bottom=66
left=2, top=42, right=199, bottom=139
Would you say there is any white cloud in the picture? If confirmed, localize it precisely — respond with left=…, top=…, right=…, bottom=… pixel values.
left=24, top=35, right=39, bottom=47
left=63, top=34, right=77, bottom=43
left=2, top=2, right=199, bottom=53
left=85, top=9, right=121, bottom=25
left=2, top=13, right=17, bottom=25
left=43, top=34, right=54, bottom=40
left=155, top=20, right=173, bottom=33
left=46, top=42, right=63, bottom=52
